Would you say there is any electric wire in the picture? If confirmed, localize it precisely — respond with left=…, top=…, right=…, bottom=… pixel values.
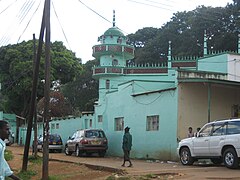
left=77, top=0, right=111, bottom=24
left=0, top=0, right=35, bottom=46
left=0, top=0, right=17, bottom=15
left=17, top=0, right=42, bottom=43
left=142, top=0, right=173, bottom=7
left=52, top=0, right=72, bottom=51
left=128, top=0, right=175, bottom=11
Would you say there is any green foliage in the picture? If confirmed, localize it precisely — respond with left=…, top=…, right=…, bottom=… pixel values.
left=28, top=155, right=42, bottom=164
left=61, top=59, right=99, bottom=113
left=4, top=149, right=13, bottom=161
left=0, top=40, right=83, bottom=117
left=127, top=2, right=239, bottom=64
left=15, top=170, right=37, bottom=180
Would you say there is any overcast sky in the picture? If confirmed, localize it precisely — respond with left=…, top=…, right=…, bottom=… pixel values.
left=0, top=0, right=233, bottom=63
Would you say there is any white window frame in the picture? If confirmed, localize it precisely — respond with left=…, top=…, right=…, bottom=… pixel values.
left=115, top=117, right=124, bottom=131
left=146, top=115, right=159, bottom=131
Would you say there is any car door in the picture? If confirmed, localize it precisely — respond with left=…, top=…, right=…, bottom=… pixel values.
left=209, top=122, right=226, bottom=156
left=192, top=124, right=212, bottom=156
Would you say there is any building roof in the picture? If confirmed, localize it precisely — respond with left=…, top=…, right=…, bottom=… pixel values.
left=103, top=27, right=124, bottom=37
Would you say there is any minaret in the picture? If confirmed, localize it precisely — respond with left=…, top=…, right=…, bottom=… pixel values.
left=92, top=11, right=135, bottom=103
left=238, top=34, right=240, bottom=54
left=92, top=10, right=135, bottom=72
left=168, top=41, right=172, bottom=68
left=204, top=30, right=208, bottom=56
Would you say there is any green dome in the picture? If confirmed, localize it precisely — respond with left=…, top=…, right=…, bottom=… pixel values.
left=104, top=27, right=124, bottom=36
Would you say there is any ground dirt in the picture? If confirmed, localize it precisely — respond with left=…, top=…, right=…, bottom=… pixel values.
left=7, top=145, right=114, bottom=180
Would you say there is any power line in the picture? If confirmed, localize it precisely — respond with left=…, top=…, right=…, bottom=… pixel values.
left=128, top=0, right=176, bottom=11
left=77, top=0, right=111, bottom=24
left=52, top=0, right=72, bottom=51
left=17, top=0, right=42, bottom=43
left=0, top=0, right=17, bottom=15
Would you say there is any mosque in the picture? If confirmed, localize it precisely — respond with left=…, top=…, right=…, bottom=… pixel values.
left=15, top=13, right=240, bottom=160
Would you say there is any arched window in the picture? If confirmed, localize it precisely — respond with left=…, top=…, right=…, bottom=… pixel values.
left=106, top=80, right=110, bottom=89
left=112, top=59, right=118, bottom=66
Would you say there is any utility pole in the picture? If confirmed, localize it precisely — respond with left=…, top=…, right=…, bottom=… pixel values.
left=42, top=0, right=51, bottom=179
left=33, top=33, right=38, bottom=158
left=22, top=1, right=51, bottom=177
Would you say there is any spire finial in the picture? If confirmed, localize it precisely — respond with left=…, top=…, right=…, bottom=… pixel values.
left=204, top=30, right=207, bottom=56
left=113, top=10, right=115, bottom=27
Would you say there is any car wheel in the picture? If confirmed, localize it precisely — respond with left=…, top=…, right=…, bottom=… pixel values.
left=99, top=151, right=106, bottom=157
left=223, top=148, right=239, bottom=169
left=211, top=158, right=222, bottom=165
left=180, top=147, right=194, bottom=165
left=75, top=146, right=83, bottom=157
left=64, top=145, right=72, bottom=156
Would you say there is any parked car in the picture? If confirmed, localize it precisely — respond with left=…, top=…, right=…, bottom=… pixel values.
left=177, top=118, right=240, bottom=169
left=34, top=134, right=63, bottom=153
left=64, top=129, right=108, bottom=157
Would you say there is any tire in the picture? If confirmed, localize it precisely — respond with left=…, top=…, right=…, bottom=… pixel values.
left=64, top=145, right=72, bottom=156
left=223, top=148, right=239, bottom=169
left=211, top=158, right=222, bottom=165
left=179, top=147, right=194, bottom=165
left=75, top=146, right=83, bottom=157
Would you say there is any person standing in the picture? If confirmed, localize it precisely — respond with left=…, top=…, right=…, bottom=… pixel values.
left=121, top=126, right=133, bottom=167
left=187, top=127, right=194, bottom=138
left=0, top=120, right=20, bottom=180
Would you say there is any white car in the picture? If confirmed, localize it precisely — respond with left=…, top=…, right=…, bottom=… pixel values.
left=177, top=118, right=240, bottom=169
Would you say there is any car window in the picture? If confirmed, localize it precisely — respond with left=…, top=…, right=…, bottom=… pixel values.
left=227, top=121, right=240, bottom=135
left=211, top=123, right=226, bottom=136
left=199, top=124, right=212, bottom=137
left=85, top=130, right=106, bottom=138
left=50, top=134, right=62, bottom=142
left=71, top=132, right=76, bottom=140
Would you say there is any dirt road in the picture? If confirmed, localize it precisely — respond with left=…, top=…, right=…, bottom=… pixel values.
left=7, top=145, right=240, bottom=179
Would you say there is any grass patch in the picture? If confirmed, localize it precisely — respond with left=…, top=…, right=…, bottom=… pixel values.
left=28, top=155, right=42, bottom=164
left=17, top=170, right=37, bottom=180
left=4, top=149, right=13, bottom=161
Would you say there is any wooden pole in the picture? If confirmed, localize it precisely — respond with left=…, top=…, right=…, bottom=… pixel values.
left=42, top=0, right=51, bottom=179
left=33, top=33, right=38, bottom=158
left=22, top=1, right=46, bottom=171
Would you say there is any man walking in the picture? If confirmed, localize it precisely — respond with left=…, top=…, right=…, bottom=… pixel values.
left=121, top=126, right=133, bottom=167
left=0, top=120, right=20, bottom=180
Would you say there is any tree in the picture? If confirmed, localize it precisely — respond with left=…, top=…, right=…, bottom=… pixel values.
left=127, top=2, right=239, bottom=64
left=37, top=91, right=72, bottom=119
left=0, top=40, right=82, bottom=117
left=61, top=59, right=99, bottom=113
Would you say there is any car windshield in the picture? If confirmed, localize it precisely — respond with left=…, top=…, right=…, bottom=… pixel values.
left=85, top=130, right=105, bottom=138
left=49, top=134, right=62, bottom=142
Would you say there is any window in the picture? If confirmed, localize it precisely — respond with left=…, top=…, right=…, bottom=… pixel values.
left=106, top=80, right=110, bottom=90
left=212, top=123, right=226, bottom=136
left=51, top=123, right=55, bottom=129
left=56, top=123, right=59, bottom=129
left=146, top=115, right=159, bottom=131
left=199, top=124, right=212, bottom=137
left=98, top=115, right=103, bottom=123
left=227, top=121, right=240, bottom=135
left=112, top=59, right=118, bottom=66
left=115, top=117, right=124, bottom=131
left=90, top=119, right=92, bottom=128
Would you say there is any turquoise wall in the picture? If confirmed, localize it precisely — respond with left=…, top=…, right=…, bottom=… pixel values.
left=95, top=79, right=179, bottom=160
left=18, top=114, right=93, bottom=146
left=198, top=54, right=228, bottom=73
